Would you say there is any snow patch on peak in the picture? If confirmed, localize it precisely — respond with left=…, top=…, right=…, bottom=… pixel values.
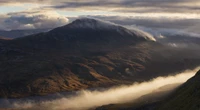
left=68, top=17, right=120, bottom=29
left=67, top=18, right=156, bottom=41
left=127, top=26, right=156, bottom=41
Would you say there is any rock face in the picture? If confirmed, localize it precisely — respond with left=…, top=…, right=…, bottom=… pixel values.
left=157, top=70, right=200, bottom=110
left=0, top=18, right=199, bottom=98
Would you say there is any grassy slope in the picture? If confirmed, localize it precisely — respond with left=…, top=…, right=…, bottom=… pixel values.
left=0, top=40, right=153, bottom=98
left=0, top=38, right=200, bottom=98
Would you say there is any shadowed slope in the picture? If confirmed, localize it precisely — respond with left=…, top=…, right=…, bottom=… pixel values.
left=157, top=70, right=200, bottom=110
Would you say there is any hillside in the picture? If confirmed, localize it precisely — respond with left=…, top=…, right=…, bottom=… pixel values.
left=94, top=70, right=200, bottom=110
left=157, top=70, right=200, bottom=110
left=0, top=18, right=199, bottom=98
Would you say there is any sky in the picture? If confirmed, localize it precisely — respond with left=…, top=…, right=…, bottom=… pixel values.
left=0, top=0, right=200, bottom=35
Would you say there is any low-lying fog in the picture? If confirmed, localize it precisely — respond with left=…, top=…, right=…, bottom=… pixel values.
left=0, top=67, right=199, bottom=110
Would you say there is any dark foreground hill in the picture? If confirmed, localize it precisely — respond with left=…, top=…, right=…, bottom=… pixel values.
left=0, top=18, right=199, bottom=98
left=157, top=70, right=200, bottom=110
left=95, top=70, right=200, bottom=110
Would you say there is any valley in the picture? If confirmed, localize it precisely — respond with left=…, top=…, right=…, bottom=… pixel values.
left=0, top=18, right=199, bottom=110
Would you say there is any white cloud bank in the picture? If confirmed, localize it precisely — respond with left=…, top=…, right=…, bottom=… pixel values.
left=4, top=67, right=199, bottom=110
left=0, top=10, right=69, bottom=30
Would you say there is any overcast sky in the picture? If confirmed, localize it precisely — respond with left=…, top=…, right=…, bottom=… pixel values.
left=0, top=0, right=200, bottom=34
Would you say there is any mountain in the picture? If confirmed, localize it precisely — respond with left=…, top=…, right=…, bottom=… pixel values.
left=157, top=70, right=200, bottom=110
left=0, top=29, right=50, bottom=39
left=0, top=18, right=199, bottom=98
left=11, top=18, right=154, bottom=49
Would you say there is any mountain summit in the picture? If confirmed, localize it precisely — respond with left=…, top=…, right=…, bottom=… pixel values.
left=67, top=18, right=119, bottom=29
left=65, top=18, right=156, bottom=41
left=13, top=18, right=155, bottom=50
left=58, top=18, right=155, bottom=41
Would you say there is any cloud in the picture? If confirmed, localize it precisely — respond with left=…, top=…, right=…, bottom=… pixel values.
left=85, top=15, right=200, bottom=29
left=0, top=10, right=69, bottom=30
left=1, top=67, right=199, bottom=110
left=80, top=15, right=200, bottom=35
left=0, top=0, right=200, bottom=31
left=0, top=0, right=200, bottom=14
left=0, top=0, right=199, bottom=31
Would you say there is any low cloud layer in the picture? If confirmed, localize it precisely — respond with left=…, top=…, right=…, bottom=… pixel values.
left=0, top=10, right=68, bottom=30
left=1, top=67, right=199, bottom=110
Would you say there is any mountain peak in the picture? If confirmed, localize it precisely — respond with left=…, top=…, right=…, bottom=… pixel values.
left=67, top=18, right=119, bottom=29
left=48, top=18, right=156, bottom=42
left=72, top=18, right=99, bottom=23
